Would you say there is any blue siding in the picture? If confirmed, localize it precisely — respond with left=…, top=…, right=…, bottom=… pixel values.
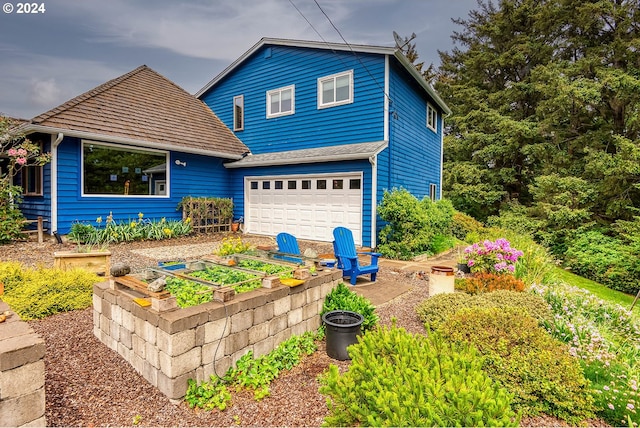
left=387, top=59, right=442, bottom=200
left=54, top=137, right=231, bottom=234
left=201, top=45, right=386, bottom=154
left=229, top=160, right=373, bottom=246
left=19, top=137, right=52, bottom=225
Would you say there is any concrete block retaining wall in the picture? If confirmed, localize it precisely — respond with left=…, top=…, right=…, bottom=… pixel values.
left=0, top=301, right=46, bottom=427
left=92, top=269, right=342, bottom=400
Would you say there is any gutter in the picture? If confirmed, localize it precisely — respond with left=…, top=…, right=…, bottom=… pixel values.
left=50, top=132, right=63, bottom=234
left=20, top=124, right=244, bottom=160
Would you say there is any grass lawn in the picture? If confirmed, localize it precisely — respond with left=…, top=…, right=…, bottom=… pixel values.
left=555, top=267, right=640, bottom=318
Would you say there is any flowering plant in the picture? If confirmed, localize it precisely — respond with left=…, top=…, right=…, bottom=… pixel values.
left=463, top=238, right=523, bottom=274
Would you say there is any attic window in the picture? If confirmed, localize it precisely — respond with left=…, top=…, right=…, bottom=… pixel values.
left=427, top=103, right=437, bottom=132
left=318, top=70, right=353, bottom=109
left=267, top=85, right=294, bottom=118
left=233, top=95, right=244, bottom=131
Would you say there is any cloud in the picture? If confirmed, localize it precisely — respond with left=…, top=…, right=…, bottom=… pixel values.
left=29, top=78, right=62, bottom=108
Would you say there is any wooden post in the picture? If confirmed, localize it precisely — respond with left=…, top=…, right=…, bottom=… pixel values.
left=37, top=216, right=43, bottom=243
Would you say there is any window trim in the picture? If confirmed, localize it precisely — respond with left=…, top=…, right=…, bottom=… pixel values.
left=427, top=102, right=438, bottom=132
left=233, top=94, right=244, bottom=131
left=429, top=183, right=438, bottom=201
left=20, top=141, right=44, bottom=196
left=81, top=140, right=170, bottom=198
left=317, top=70, right=354, bottom=109
left=266, top=85, right=295, bottom=118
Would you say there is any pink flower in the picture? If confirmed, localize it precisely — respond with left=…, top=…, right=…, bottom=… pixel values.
left=16, top=157, right=26, bottom=165
left=7, top=148, right=17, bottom=156
left=16, top=148, right=27, bottom=156
left=608, top=403, right=615, bottom=410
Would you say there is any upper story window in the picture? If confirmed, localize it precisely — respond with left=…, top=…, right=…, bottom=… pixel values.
left=318, top=70, right=353, bottom=108
left=267, top=85, right=294, bottom=118
left=82, top=140, right=168, bottom=197
left=233, top=95, right=244, bottom=131
left=427, top=102, right=438, bottom=132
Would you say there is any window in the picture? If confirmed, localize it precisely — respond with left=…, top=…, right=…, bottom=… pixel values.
left=332, top=179, right=343, bottom=190
left=317, top=179, right=326, bottom=189
left=318, top=70, right=353, bottom=108
left=427, top=103, right=438, bottom=132
left=288, top=180, right=297, bottom=189
left=262, top=181, right=270, bottom=189
left=233, top=95, right=244, bottom=131
left=429, top=183, right=438, bottom=201
left=267, top=85, right=294, bottom=118
left=302, top=180, right=311, bottom=189
left=349, top=179, right=361, bottom=190
left=21, top=164, right=43, bottom=196
left=82, top=141, right=168, bottom=196
left=275, top=180, right=283, bottom=189
left=251, top=181, right=258, bottom=190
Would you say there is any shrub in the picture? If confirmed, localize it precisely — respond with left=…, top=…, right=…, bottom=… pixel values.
left=0, top=262, right=98, bottom=319
left=377, top=188, right=456, bottom=260
left=459, top=272, right=525, bottom=294
left=319, top=324, right=518, bottom=427
left=463, top=238, right=523, bottom=274
left=321, top=282, right=377, bottom=332
left=416, top=290, right=552, bottom=330
left=438, top=307, right=596, bottom=424
left=451, top=211, right=485, bottom=241
left=467, top=226, right=556, bottom=286
left=416, top=292, right=473, bottom=330
left=564, top=230, right=640, bottom=294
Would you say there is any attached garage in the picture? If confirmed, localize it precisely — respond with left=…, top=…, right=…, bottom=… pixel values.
left=244, top=172, right=363, bottom=245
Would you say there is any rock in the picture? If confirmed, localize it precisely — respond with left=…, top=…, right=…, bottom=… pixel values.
left=110, top=263, right=131, bottom=277
left=147, top=275, right=166, bottom=292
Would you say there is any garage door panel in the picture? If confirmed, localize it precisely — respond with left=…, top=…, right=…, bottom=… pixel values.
left=245, top=173, right=363, bottom=245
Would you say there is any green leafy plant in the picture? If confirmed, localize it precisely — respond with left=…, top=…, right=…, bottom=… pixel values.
left=321, top=282, right=377, bottom=332
left=438, top=307, right=596, bottom=424
left=0, top=262, right=98, bottom=319
left=188, top=265, right=261, bottom=293
left=215, top=237, right=254, bottom=256
left=163, top=277, right=212, bottom=308
left=235, top=259, right=292, bottom=275
left=451, top=211, right=485, bottom=241
left=186, top=331, right=320, bottom=410
left=458, top=272, right=526, bottom=294
left=319, top=324, right=519, bottom=427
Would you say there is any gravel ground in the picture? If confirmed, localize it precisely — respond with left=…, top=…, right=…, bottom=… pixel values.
left=2, top=234, right=608, bottom=427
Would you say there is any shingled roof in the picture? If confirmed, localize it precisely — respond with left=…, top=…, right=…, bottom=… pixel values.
left=24, top=65, right=248, bottom=159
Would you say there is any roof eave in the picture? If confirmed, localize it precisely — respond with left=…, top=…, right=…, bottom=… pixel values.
left=20, top=124, right=244, bottom=160
left=224, top=141, right=388, bottom=169
left=393, top=51, right=452, bottom=116
left=196, top=37, right=396, bottom=98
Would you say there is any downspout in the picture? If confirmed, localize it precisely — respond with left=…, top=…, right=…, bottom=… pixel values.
left=369, top=154, right=378, bottom=248
left=439, top=114, right=444, bottom=200
left=50, top=133, right=63, bottom=234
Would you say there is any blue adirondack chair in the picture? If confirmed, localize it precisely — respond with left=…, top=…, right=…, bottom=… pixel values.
left=275, top=232, right=303, bottom=264
left=332, top=226, right=381, bottom=285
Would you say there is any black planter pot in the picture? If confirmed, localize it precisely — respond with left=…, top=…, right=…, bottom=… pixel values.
left=322, top=310, right=363, bottom=360
left=457, top=263, right=471, bottom=274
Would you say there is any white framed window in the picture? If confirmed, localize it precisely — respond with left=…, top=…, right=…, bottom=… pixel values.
left=427, top=102, right=438, bottom=132
left=318, top=70, right=353, bottom=108
left=233, top=95, right=244, bottom=131
left=266, top=85, right=294, bottom=118
left=81, top=140, right=169, bottom=197
left=429, top=183, right=438, bottom=201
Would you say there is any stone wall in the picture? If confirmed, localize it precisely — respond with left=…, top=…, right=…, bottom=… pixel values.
left=92, top=269, right=342, bottom=400
left=0, top=301, right=46, bottom=427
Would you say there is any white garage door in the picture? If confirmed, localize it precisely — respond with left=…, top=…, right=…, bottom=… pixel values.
left=245, top=173, right=363, bottom=245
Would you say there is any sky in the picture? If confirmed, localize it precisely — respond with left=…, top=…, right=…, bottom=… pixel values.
left=0, top=0, right=477, bottom=120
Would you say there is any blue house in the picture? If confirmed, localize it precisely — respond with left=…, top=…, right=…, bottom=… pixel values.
left=15, top=38, right=449, bottom=248
left=14, top=65, right=248, bottom=235
left=197, top=38, right=450, bottom=247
